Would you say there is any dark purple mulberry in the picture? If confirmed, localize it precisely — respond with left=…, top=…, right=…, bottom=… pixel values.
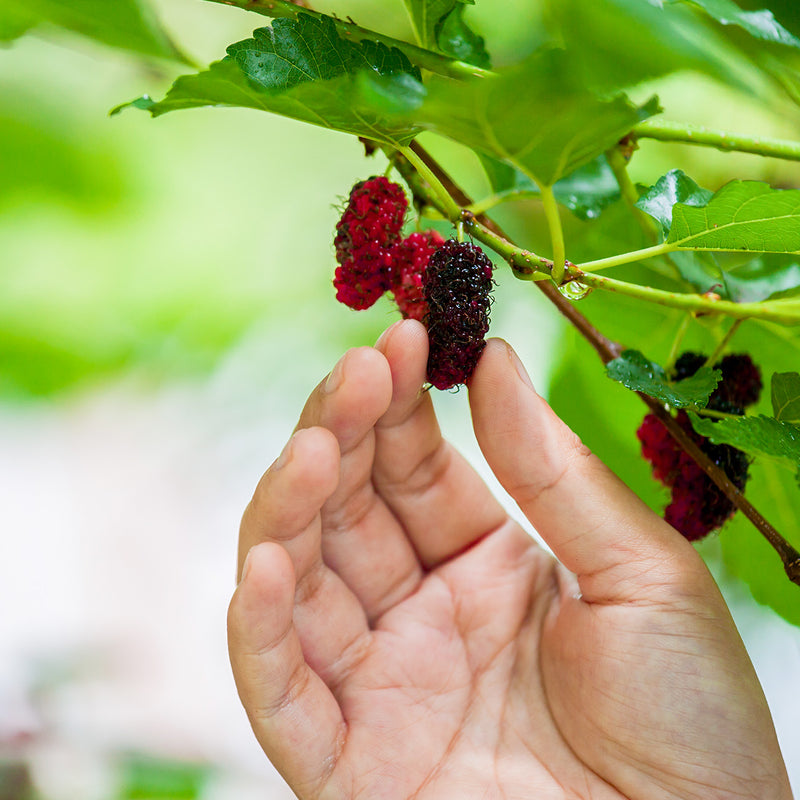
left=390, top=230, right=445, bottom=322
left=423, top=239, right=494, bottom=390
left=639, top=350, right=760, bottom=541
left=333, top=176, right=408, bottom=310
left=670, top=351, right=761, bottom=412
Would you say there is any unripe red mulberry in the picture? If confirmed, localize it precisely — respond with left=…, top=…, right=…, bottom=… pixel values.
left=423, top=239, right=494, bottom=390
left=390, top=230, right=445, bottom=322
left=333, top=176, right=408, bottom=310
left=638, top=351, right=760, bottom=541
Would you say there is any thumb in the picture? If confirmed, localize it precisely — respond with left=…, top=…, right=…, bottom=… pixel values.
left=468, top=338, right=700, bottom=603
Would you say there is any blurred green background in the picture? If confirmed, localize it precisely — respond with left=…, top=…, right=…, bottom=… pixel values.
left=1, top=0, right=800, bottom=797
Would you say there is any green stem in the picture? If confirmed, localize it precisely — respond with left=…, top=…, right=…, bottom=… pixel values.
left=634, top=119, right=800, bottom=163
left=575, top=270, right=800, bottom=324
left=578, top=242, right=675, bottom=272
left=204, top=0, right=493, bottom=81
left=460, top=216, right=552, bottom=279
left=399, top=145, right=462, bottom=220
left=540, top=185, right=566, bottom=284
left=705, top=319, right=743, bottom=367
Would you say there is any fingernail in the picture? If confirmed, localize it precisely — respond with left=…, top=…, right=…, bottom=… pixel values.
left=324, top=357, right=346, bottom=394
left=507, top=343, right=534, bottom=390
left=240, top=547, right=255, bottom=584
left=375, top=320, right=402, bottom=351
left=273, top=434, right=295, bottom=470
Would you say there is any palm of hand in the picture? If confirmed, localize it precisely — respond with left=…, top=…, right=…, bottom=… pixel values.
left=228, top=322, right=790, bottom=800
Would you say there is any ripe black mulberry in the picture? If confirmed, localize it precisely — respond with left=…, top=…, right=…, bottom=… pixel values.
left=423, top=239, right=494, bottom=390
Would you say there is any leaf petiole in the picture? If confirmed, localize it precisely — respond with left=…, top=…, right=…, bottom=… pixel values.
left=540, top=185, right=566, bottom=284
left=634, top=119, right=800, bottom=163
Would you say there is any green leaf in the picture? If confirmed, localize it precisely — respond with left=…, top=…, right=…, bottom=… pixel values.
left=723, top=255, right=800, bottom=302
left=0, top=6, right=36, bottom=42
left=636, top=170, right=722, bottom=293
left=0, top=0, right=189, bottom=63
left=397, top=50, right=660, bottom=186
left=606, top=349, right=721, bottom=408
left=667, top=180, right=800, bottom=254
left=226, top=15, right=421, bottom=92
left=668, top=0, right=800, bottom=109
left=636, top=174, right=800, bottom=295
left=671, top=0, right=800, bottom=48
left=688, top=412, right=800, bottom=475
left=771, top=372, right=800, bottom=423
left=545, top=0, right=763, bottom=95
left=636, top=169, right=713, bottom=239
left=435, top=2, right=490, bottom=68
left=479, top=154, right=620, bottom=220
left=117, top=16, right=423, bottom=146
left=403, top=0, right=488, bottom=66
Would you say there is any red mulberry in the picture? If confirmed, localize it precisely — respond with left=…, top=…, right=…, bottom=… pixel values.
left=390, top=230, right=445, bottom=322
left=333, top=176, right=408, bottom=310
left=423, top=239, right=494, bottom=390
left=638, top=351, right=760, bottom=541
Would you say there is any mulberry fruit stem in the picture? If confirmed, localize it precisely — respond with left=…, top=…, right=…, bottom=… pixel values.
left=665, top=314, right=691, bottom=372
left=705, top=319, right=743, bottom=368
left=540, top=184, right=567, bottom=284
left=392, top=140, right=800, bottom=587
left=398, top=145, right=462, bottom=221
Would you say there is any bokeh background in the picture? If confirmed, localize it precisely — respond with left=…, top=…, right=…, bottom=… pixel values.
left=1, top=0, right=799, bottom=797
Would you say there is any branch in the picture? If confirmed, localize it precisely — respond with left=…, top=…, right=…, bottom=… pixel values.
left=203, top=0, right=494, bottom=80
left=634, top=119, right=800, bottom=163
left=396, top=141, right=800, bottom=586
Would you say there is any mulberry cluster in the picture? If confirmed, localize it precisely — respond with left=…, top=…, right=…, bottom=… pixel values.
left=332, top=178, right=494, bottom=390
left=637, top=352, right=761, bottom=541
left=423, top=239, right=494, bottom=390
left=333, top=176, right=408, bottom=310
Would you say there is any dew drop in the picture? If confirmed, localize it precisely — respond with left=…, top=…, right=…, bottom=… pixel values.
left=558, top=281, right=593, bottom=301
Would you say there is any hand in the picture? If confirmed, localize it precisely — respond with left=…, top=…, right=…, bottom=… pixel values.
left=228, top=320, right=792, bottom=800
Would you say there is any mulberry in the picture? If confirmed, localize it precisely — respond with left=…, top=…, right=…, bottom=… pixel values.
left=333, top=176, right=408, bottom=310
left=423, top=239, right=494, bottom=390
left=638, top=352, right=761, bottom=541
left=390, top=230, right=445, bottom=322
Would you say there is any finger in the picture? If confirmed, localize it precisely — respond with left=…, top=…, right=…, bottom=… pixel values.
left=372, top=320, right=509, bottom=567
left=296, top=345, right=423, bottom=620
left=469, top=339, right=700, bottom=603
left=228, top=542, right=345, bottom=798
left=239, top=427, right=370, bottom=684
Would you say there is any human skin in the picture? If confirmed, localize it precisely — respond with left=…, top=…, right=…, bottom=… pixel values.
left=228, top=319, right=793, bottom=800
